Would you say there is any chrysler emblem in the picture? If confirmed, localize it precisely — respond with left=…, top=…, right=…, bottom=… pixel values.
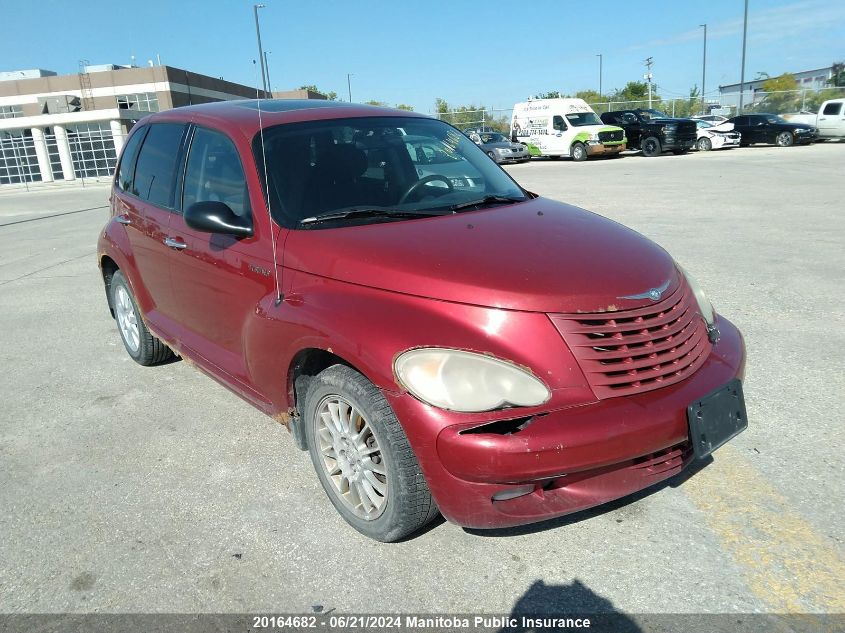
left=620, top=278, right=671, bottom=302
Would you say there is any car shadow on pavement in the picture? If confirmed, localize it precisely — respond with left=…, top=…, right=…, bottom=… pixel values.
left=497, top=579, right=642, bottom=632
left=463, top=455, right=713, bottom=539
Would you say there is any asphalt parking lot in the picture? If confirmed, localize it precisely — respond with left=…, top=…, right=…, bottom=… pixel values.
left=0, top=144, right=843, bottom=620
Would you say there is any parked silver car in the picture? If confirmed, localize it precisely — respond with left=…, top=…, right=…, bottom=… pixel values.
left=467, top=131, right=531, bottom=163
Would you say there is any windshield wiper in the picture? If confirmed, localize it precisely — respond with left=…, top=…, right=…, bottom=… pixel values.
left=449, top=195, right=525, bottom=212
left=299, top=208, right=449, bottom=226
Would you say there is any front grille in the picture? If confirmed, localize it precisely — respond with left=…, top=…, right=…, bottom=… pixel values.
left=550, top=282, right=711, bottom=399
left=598, top=130, right=624, bottom=142
left=677, top=121, right=698, bottom=142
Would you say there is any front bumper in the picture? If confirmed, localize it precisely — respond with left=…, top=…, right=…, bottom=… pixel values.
left=385, top=315, right=745, bottom=529
left=496, top=150, right=530, bottom=163
left=586, top=142, right=626, bottom=156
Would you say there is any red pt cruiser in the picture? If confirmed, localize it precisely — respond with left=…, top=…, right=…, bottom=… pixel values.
left=98, top=101, right=747, bottom=541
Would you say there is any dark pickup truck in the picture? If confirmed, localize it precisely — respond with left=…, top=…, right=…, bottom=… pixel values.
left=600, top=109, right=697, bottom=156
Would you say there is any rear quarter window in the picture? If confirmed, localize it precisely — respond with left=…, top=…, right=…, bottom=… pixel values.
left=115, top=126, right=147, bottom=193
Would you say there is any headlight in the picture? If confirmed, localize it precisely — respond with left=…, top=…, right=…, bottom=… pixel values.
left=678, top=265, right=719, bottom=342
left=495, top=147, right=509, bottom=154
left=394, top=348, right=551, bottom=412
left=793, top=128, right=806, bottom=133
left=589, top=133, right=599, bottom=141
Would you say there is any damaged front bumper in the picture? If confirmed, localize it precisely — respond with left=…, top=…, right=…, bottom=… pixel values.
left=384, top=316, right=745, bottom=529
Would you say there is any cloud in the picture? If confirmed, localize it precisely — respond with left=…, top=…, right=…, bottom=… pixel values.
left=627, top=0, right=845, bottom=51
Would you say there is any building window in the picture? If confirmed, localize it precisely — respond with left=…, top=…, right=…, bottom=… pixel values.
left=116, top=92, right=160, bottom=112
left=0, top=130, right=42, bottom=185
left=66, top=122, right=118, bottom=179
left=0, top=105, right=23, bottom=119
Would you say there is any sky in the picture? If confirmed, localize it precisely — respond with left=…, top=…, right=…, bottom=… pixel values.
left=1, top=0, right=843, bottom=113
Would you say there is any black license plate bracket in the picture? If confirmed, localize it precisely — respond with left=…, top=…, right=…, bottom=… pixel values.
left=687, top=379, right=748, bottom=459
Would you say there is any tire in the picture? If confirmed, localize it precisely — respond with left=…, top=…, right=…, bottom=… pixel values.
left=776, top=131, right=794, bottom=147
left=486, top=150, right=498, bottom=163
left=641, top=136, right=662, bottom=157
left=697, top=137, right=712, bottom=151
left=110, top=270, right=174, bottom=366
left=303, top=365, right=439, bottom=542
left=571, top=142, right=587, bottom=162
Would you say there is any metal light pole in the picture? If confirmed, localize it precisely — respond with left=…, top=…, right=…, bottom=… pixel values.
left=644, top=57, right=654, bottom=108
left=347, top=73, right=353, bottom=102
left=700, top=24, right=707, bottom=114
left=253, top=4, right=268, bottom=94
left=738, top=0, right=749, bottom=113
left=264, top=51, right=272, bottom=94
left=597, top=54, right=603, bottom=97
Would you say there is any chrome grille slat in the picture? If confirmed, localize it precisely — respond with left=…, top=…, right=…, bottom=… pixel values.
left=550, top=283, right=712, bottom=399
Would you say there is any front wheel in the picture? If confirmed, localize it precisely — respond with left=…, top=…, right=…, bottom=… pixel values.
left=110, top=271, right=174, bottom=366
left=486, top=150, right=498, bottom=163
left=776, top=131, right=794, bottom=147
left=303, top=365, right=439, bottom=542
left=641, top=136, right=662, bottom=157
left=570, top=142, right=588, bottom=162
left=697, top=137, right=712, bottom=151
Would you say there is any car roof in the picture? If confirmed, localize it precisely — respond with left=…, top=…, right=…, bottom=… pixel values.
left=138, top=99, right=430, bottom=141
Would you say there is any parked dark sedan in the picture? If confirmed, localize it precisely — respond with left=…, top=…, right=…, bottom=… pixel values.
left=727, top=113, right=817, bottom=147
left=467, top=131, right=530, bottom=163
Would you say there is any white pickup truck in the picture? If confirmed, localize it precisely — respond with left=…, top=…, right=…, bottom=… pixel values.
left=783, top=98, right=845, bottom=139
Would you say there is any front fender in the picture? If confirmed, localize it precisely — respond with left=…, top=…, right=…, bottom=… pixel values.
left=244, top=269, right=595, bottom=418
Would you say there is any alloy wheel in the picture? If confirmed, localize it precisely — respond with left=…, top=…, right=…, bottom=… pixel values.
left=114, top=285, right=140, bottom=353
left=315, top=395, right=388, bottom=520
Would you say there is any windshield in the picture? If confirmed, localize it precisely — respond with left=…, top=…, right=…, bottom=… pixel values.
left=565, top=112, right=602, bottom=127
left=479, top=133, right=508, bottom=143
left=639, top=109, right=670, bottom=120
left=255, top=117, right=526, bottom=228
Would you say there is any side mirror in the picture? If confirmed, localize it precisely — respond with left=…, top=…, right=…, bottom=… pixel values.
left=184, top=201, right=253, bottom=237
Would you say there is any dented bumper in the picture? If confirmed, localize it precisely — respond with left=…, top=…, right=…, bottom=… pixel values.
left=385, top=316, right=745, bottom=529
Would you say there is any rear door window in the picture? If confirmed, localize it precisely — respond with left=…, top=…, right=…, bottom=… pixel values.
left=822, top=102, right=842, bottom=115
left=182, top=127, right=251, bottom=218
left=132, top=123, right=187, bottom=208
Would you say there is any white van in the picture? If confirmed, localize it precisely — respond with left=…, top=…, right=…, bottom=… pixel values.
left=511, top=98, right=626, bottom=161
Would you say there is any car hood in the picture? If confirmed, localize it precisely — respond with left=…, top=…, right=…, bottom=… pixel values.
left=284, top=197, right=679, bottom=313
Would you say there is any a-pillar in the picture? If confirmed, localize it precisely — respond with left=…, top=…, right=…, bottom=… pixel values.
left=53, top=124, right=76, bottom=181
left=29, top=127, right=54, bottom=183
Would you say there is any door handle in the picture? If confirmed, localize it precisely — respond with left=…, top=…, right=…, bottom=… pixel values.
left=114, top=215, right=131, bottom=225
left=163, top=237, right=187, bottom=250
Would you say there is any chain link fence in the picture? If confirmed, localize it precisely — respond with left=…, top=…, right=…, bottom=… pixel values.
left=433, top=87, right=845, bottom=133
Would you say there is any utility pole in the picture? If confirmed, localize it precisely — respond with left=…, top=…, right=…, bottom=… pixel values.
left=700, top=24, right=707, bottom=114
left=738, top=0, right=749, bottom=114
left=644, top=57, right=654, bottom=108
left=347, top=73, right=353, bottom=102
left=597, top=54, right=603, bottom=97
left=253, top=4, right=268, bottom=94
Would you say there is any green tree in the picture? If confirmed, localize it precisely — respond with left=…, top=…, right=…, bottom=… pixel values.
left=395, top=103, right=415, bottom=111
left=364, top=100, right=388, bottom=107
left=433, top=98, right=508, bottom=132
left=610, top=81, right=660, bottom=110
left=573, top=89, right=606, bottom=112
left=759, top=73, right=799, bottom=113
left=535, top=90, right=563, bottom=99
left=830, top=62, right=845, bottom=87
